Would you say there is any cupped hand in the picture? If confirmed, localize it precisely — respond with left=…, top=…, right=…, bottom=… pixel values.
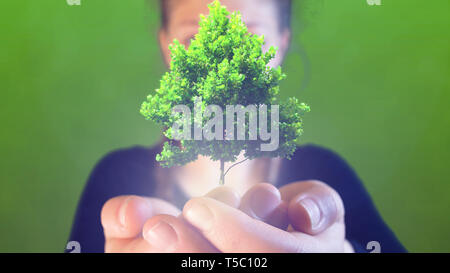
left=101, top=180, right=353, bottom=253
left=101, top=186, right=246, bottom=252
left=181, top=180, right=354, bottom=252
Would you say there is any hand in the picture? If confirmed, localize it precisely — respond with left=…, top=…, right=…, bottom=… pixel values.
left=101, top=195, right=218, bottom=252
left=181, top=180, right=354, bottom=252
left=100, top=184, right=287, bottom=253
left=100, top=186, right=246, bottom=253
left=101, top=180, right=353, bottom=252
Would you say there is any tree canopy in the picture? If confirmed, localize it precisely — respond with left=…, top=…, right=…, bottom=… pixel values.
left=140, top=0, right=310, bottom=184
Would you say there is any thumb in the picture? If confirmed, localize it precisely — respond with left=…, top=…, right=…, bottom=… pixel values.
left=280, top=180, right=345, bottom=235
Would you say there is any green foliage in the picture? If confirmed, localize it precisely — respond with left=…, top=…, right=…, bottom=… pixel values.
left=140, top=0, right=309, bottom=177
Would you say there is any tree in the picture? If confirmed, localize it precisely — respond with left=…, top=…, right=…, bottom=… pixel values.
left=140, top=0, right=310, bottom=185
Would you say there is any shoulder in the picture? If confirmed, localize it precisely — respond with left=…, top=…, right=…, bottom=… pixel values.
left=287, top=144, right=356, bottom=176
left=278, top=144, right=363, bottom=194
left=94, top=145, right=157, bottom=172
left=85, top=145, right=161, bottom=196
left=68, top=145, right=161, bottom=252
left=292, top=144, right=349, bottom=165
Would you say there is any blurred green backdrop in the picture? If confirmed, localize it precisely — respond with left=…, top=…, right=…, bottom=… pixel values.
left=0, top=0, right=449, bottom=252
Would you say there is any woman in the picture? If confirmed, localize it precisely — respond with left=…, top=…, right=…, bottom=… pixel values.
left=68, top=0, right=405, bottom=253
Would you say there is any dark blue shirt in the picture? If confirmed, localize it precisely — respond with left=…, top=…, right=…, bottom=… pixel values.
left=68, top=144, right=406, bottom=253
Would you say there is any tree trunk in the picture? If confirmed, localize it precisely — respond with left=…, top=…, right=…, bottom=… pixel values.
left=219, top=159, right=225, bottom=185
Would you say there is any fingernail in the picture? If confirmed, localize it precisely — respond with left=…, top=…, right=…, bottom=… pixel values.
left=145, top=221, right=178, bottom=251
left=184, top=202, right=214, bottom=231
left=250, top=189, right=280, bottom=219
left=299, top=198, right=321, bottom=229
left=118, top=197, right=132, bottom=227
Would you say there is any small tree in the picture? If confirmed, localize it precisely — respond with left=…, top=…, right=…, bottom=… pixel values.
left=140, top=0, right=310, bottom=185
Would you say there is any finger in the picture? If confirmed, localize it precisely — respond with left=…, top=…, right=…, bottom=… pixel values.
left=143, top=214, right=219, bottom=253
left=101, top=195, right=180, bottom=239
left=280, top=180, right=345, bottom=235
left=239, top=183, right=289, bottom=230
left=205, top=186, right=241, bottom=208
left=183, top=197, right=301, bottom=252
left=105, top=236, right=154, bottom=253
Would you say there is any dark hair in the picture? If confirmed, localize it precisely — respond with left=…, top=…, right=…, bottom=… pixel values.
left=159, top=0, right=292, bottom=30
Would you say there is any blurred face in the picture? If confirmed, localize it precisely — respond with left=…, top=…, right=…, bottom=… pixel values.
left=159, top=0, right=291, bottom=67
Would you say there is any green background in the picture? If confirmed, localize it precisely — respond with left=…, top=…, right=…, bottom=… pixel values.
left=1, top=0, right=449, bottom=252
